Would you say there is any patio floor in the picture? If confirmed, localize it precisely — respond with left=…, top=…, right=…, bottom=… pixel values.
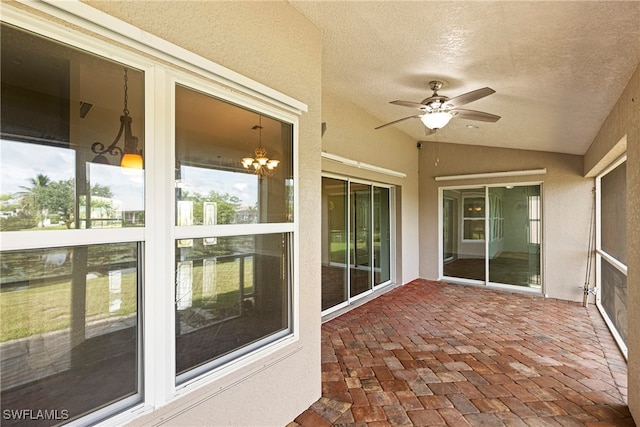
left=289, top=279, right=632, bottom=426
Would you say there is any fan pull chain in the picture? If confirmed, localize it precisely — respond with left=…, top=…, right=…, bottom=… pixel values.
left=434, top=130, right=440, bottom=166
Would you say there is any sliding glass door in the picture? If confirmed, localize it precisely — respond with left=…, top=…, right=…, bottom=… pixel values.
left=321, top=178, right=348, bottom=311
left=488, top=185, right=541, bottom=287
left=442, top=189, right=485, bottom=281
left=442, top=184, right=542, bottom=290
left=374, top=187, right=391, bottom=285
left=322, top=177, right=393, bottom=312
left=350, top=183, right=372, bottom=297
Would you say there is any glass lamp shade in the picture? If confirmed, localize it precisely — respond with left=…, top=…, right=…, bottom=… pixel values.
left=121, top=153, right=143, bottom=169
left=420, top=111, right=453, bottom=130
left=267, top=159, right=279, bottom=170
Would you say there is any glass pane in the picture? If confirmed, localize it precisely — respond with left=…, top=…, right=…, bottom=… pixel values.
left=1, top=243, right=140, bottom=424
left=373, top=187, right=391, bottom=285
left=443, top=189, right=485, bottom=281
left=463, top=196, right=485, bottom=240
left=464, top=197, right=485, bottom=218
left=350, top=183, right=371, bottom=297
left=175, top=234, right=290, bottom=379
left=0, top=24, right=145, bottom=231
left=321, top=177, right=348, bottom=311
left=601, top=162, right=626, bottom=264
left=600, top=259, right=627, bottom=345
left=489, top=185, right=541, bottom=287
left=175, top=85, right=293, bottom=225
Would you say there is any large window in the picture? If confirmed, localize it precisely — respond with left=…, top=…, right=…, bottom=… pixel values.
left=596, top=157, right=627, bottom=358
left=0, top=10, right=301, bottom=425
left=174, top=84, right=294, bottom=383
left=1, top=23, right=144, bottom=424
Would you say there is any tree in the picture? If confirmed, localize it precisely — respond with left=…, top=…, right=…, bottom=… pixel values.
left=182, top=190, right=241, bottom=225
left=41, top=179, right=75, bottom=228
left=14, top=174, right=116, bottom=229
left=18, top=173, right=51, bottom=225
left=90, top=183, right=114, bottom=198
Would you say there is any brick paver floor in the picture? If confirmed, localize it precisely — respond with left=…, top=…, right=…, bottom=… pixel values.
left=289, top=279, right=633, bottom=426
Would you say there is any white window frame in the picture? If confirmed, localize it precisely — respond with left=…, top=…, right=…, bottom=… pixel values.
left=0, top=2, right=305, bottom=425
left=461, top=193, right=486, bottom=242
left=168, top=71, right=300, bottom=388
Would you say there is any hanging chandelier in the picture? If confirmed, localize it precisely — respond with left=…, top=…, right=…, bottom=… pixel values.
left=91, top=68, right=143, bottom=169
left=241, top=115, right=279, bottom=177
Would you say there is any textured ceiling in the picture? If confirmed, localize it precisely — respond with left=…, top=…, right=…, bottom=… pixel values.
left=290, top=1, right=640, bottom=155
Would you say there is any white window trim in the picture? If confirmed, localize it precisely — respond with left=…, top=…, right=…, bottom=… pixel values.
left=1, top=3, right=305, bottom=425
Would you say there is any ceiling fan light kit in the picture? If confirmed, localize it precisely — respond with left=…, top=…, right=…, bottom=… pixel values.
left=420, top=111, right=453, bottom=130
left=376, top=80, right=500, bottom=131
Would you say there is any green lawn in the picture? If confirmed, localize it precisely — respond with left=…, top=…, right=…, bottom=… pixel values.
left=0, top=257, right=253, bottom=342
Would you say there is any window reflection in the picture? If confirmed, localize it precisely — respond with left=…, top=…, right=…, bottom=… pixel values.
left=0, top=139, right=144, bottom=230
left=175, top=234, right=290, bottom=380
left=0, top=23, right=145, bottom=231
left=0, top=243, right=140, bottom=425
left=175, top=84, right=293, bottom=225
left=1, top=140, right=75, bottom=230
left=176, top=166, right=258, bottom=225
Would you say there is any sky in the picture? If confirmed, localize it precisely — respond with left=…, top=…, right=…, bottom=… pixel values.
left=179, top=165, right=258, bottom=207
left=0, top=139, right=257, bottom=210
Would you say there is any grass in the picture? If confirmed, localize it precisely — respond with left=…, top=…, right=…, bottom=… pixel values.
left=0, top=257, right=254, bottom=342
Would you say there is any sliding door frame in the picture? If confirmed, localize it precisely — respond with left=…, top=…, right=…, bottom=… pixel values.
left=438, top=182, right=544, bottom=294
left=321, top=173, right=395, bottom=316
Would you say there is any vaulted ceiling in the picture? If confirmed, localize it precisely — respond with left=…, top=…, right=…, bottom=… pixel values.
left=290, top=1, right=640, bottom=155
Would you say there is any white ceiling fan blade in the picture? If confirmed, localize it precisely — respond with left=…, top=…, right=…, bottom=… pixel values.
left=446, top=87, right=495, bottom=109
left=452, top=109, right=501, bottom=122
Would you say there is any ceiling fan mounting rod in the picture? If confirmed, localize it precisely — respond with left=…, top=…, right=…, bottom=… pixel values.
left=429, top=80, right=444, bottom=93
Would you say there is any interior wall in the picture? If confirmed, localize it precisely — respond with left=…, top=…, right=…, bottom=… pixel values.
left=77, top=2, right=323, bottom=426
left=418, top=142, right=592, bottom=302
left=584, top=63, right=639, bottom=423
left=320, top=90, right=420, bottom=285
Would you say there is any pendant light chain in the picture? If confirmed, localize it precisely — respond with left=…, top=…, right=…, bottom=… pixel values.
left=123, top=68, right=129, bottom=116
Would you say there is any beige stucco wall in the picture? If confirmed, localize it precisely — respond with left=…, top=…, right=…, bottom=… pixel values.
left=418, top=142, right=593, bottom=302
left=79, top=1, right=323, bottom=426
left=584, top=63, right=639, bottom=423
left=320, top=90, right=421, bottom=285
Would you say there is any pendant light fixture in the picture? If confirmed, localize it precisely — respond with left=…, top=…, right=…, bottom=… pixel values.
left=91, top=68, right=143, bottom=169
left=241, top=115, right=279, bottom=177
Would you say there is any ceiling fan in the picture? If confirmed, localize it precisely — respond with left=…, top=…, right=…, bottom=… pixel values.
left=375, top=80, right=500, bottom=133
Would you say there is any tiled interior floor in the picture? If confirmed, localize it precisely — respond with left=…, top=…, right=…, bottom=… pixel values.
left=289, top=280, right=632, bottom=426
